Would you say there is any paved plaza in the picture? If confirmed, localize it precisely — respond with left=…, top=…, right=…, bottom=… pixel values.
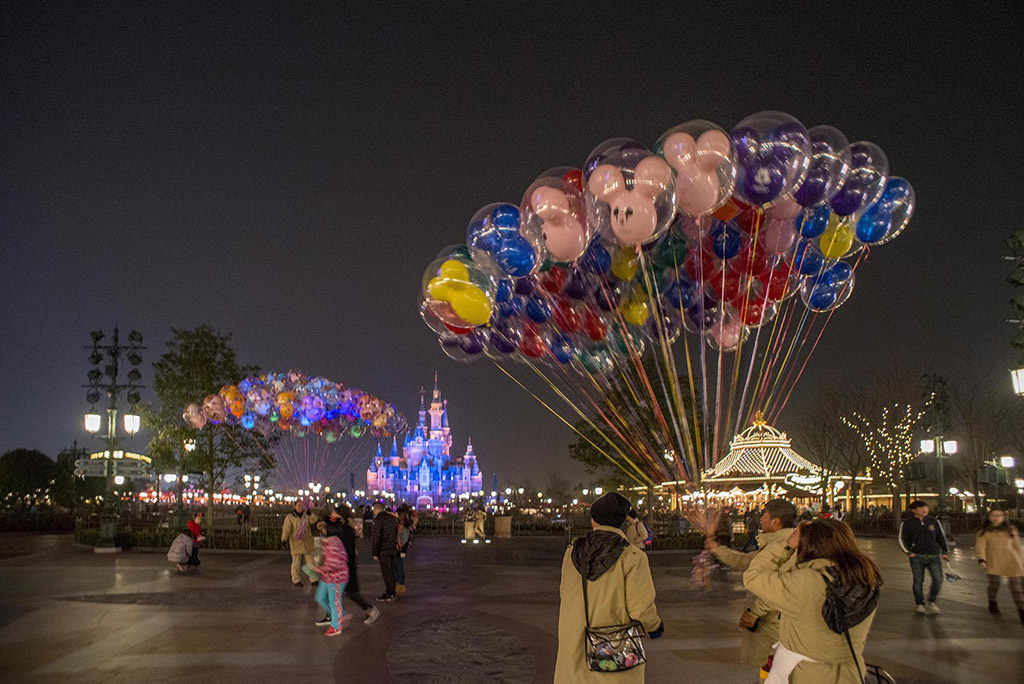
left=0, top=532, right=1022, bottom=683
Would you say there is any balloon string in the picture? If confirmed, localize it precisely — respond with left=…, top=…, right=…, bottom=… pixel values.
left=749, top=246, right=802, bottom=412
left=491, top=361, right=651, bottom=485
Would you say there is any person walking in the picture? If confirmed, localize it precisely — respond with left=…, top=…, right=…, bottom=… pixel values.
left=394, top=504, right=415, bottom=595
left=281, top=501, right=319, bottom=587
left=554, top=492, right=663, bottom=683
left=743, top=519, right=882, bottom=684
left=705, top=499, right=797, bottom=672
left=975, top=508, right=1024, bottom=623
left=624, top=509, right=650, bottom=550
left=311, top=534, right=349, bottom=637
left=899, top=500, right=949, bottom=614
left=370, top=502, right=399, bottom=601
left=320, top=504, right=381, bottom=625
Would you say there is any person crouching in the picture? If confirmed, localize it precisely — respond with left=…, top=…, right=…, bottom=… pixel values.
left=167, top=531, right=194, bottom=573
left=312, top=535, right=350, bottom=637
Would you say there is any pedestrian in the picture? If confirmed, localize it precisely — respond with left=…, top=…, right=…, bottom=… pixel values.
left=319, top=504, right=381, bottom=625
left=554, top=492, right=664, bottom=683
left=311, top=534, right=349, bottom=637
left=235, top=505, right=244, bottom=526
left=715, top=507, right=735, bottom=546
left=167, top=530, right=195, bottom=573
left=742, top=507, right=761, bottom=552
left=469, top=504, right=486, bottom=539
left=624, top=509, right=650, bottom=550
left=394, top=504, right=415, bottom=595
left=705, top=499, right=797, bottom=671
left=975, top=508, right=1024, bottom=623
left=898, top=500, right=949, bottom=614
left=186, top=512, right=204, bottom=567
left=370, top=502, right=398, bottom=601
left=743, top=519, right=882, bottom=684
left=281, top=501, right=319, bottom=587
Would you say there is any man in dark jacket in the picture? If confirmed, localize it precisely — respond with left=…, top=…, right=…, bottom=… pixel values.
left=319, top=504, right=380, bottom=624
left=899, top=500, right=949, bottom=614
left=370, top=502, right=399, bottom=601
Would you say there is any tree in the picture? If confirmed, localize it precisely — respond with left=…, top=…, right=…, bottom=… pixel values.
left=843, top=401, right=926, bottom=516
left=948, top=380, right=1013, bottom=511
left=794, top=390, right=872, bottom=513
left=51, top=442, right=104, bottom=510
left=0, top=449, right=57, bottom=507
left=149, top=325, right=272, bottom=544
left=795, top=404, right=847, bottom=508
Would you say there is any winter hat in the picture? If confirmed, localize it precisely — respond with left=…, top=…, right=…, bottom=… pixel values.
left=591, top=492, right=632, bottom=528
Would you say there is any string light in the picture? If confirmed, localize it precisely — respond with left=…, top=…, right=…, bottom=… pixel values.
left=842, top=399, right=927, bottom=490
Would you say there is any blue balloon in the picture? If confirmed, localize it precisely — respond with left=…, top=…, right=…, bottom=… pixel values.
left=240, top=413, right=255, bottom=429
left=686, top=295, right=718, bottom=330
left=593, top=285, right=621, bottom=312
left=711, top=222, right=742, bottom=259
left=564, top=269, right=591, bottom=300
left=808, top=286, right=838, bottom=311
left=663, top=276, right=698, bottom=310
left=495, top=235, right=537, bottom=277
left=495, top=279, right=514, bottom=303
left=460, top=331, right=486, bottom=355
left=823, top=261, right=853, bottom=287
left=791, top=239, right=825, bottom=276
left=490, top=204, right=521, bottom=234
left=525, top=295, right=551, bottom=323
left=584, top=241, right=612, bottom=274
left=880, top=177, right=912, bottom=204
left=549, top=334, right=575, bottom=364
left=497, top=294, right=523, bottom=319
left=796, top=205, right=830, bottom=238
left=513, top=275, right=536, bottom=296
left=855, top=203, right=892, bottom=244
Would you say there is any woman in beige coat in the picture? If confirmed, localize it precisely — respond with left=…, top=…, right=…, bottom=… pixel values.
left=743, top=519, right=881, bottom=684
left=555, top=492, right=663, bottom=683
left=975, top=508, right=1024, bottom=622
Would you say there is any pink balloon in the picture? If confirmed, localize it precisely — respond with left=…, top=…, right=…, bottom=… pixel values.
left=711, top=314, right=744, bottom=348
left=679, top=216, right=707, bottom=243
left=532, top=186, right=570, bottom=214
left=675, top=164, right=719, bottom=216
left=662, top=132, right=696, bottom=171
left=632, top=156, right=674, bottom=199
left=542, top=218, right=588, bottom=261
left=767, top=197, right=802, bottom=220
left=695, top=130, right=731, bottom=172
left=609, top=194, right=657, bottom=244
left=588, top=157, right=672, bottom=245
left=588, top=164, right=626, bottom=202
left=760, top=218, right=797, bottom=255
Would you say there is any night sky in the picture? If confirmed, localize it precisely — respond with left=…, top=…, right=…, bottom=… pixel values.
left=1, top=3, right=1019, bottom=488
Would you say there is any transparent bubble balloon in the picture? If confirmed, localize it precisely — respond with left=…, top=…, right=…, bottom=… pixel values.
left=439, top=330, right=488, bottom=362
left=800, top=269, right=856, bottom=313
left=656, top=120, right=737, bottom=218
left=466, top=202, right=543, bottom=278
left=729, top=111, right=811, bottom=206
left=584, top=138, right=676, bottom=247
left=522, top=167, right=591, bottom=264
left=863, top=177, right=915, bottom=246
left=830, top=142, right=888, bottom=217
left=421, top=248, right=497, bottom=329
left=793, top=125, right=851, bottom=208
left=706, top=310, right=748, bottom=352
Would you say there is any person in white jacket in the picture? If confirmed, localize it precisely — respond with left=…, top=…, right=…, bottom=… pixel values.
left=167, top=532, right=194, bottom=573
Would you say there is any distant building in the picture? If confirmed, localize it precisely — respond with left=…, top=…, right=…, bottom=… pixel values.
left=366, top=375, right=483, bottom=509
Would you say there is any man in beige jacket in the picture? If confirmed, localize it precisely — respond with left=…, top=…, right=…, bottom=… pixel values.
left=705, top=498, right=797, bottom=670
left=555, top=492, right=663, bottom=683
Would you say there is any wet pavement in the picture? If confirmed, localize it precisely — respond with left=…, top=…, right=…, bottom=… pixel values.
left=0, top=532, right=1021, bottom=683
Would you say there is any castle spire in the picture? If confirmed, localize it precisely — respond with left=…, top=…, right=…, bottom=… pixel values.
left=390, top=436, right=398, bottom=459
left=420, top=386, right=426, bottom=411
left=432, top=371, right=441, bottom=402
left=442, top=400, right=449, bottom=428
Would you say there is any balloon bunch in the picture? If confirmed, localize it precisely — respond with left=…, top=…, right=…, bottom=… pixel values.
left=182, top=370, right=407, bottom=440
left=419, top=111, right=914, bottom=487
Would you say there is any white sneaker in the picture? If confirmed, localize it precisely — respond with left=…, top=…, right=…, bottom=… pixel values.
left=915, top=604, right=927, bottom=614
left=364, top=606, right=381, bottom=624
left=927, top=602, right=942, bottom=614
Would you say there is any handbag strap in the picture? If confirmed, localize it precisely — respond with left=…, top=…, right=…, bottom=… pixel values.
left=843, top=628, right=864, bottom=683
left=581, top=571, right=591, bottom=629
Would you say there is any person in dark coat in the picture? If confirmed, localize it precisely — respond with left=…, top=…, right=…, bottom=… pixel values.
left=370, top=502, right=399, bottom=601
left=319, top=503, right=380, bottom=624
left=898, top=500, right=949, bottom=614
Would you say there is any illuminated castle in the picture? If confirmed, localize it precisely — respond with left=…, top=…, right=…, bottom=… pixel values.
left=366, top=375, right=483, bottom=509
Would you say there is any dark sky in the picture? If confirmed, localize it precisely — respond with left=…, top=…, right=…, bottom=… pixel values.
left=1, top=3, right=1020, bottom=488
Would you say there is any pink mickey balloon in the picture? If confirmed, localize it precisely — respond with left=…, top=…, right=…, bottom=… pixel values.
left=767, top=197, right=802, bottom=220
left=709, top=314, right=745, bottom=350
left=658, top=121, right=737, bottom=218
left=760, top=218, right=797, bottom=254
left=531, top=186, right=588, bottom=261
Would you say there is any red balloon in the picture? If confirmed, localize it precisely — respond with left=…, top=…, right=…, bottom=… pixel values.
left=729, top=242, right=770, bottom=277
left=520, top=326, right=546, bottom=358
left=562, top=169, right=583, bottom=193
left=736, top=299, right=771, bottom=326
left=685, top=249, right=717, bottom=281
left=709, top=269, right=748, bottom=302
left=583, top=306, right=608, bottom=341
left=760, top=265, right=794, bottom=301
left=444, top=322, right=473, bottom=334
left=552, top=297, right=582, bottom=333
left=539, top=266, right=568, bottom=294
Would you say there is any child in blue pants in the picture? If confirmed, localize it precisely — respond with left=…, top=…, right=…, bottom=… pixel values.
left=313, top=536, right=349, bottom=636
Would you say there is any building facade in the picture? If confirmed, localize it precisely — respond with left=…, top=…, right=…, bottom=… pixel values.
left=366, top=376, right=483, bottom=509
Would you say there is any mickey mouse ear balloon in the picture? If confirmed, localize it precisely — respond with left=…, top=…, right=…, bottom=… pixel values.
left=466, top=203, right=542, bottom=278
left=584, top=138, right=676, bottom=247
left=730, top=111, right=811, bottom=206
left=830, top=141, right=888, bottom=217
left=422, top=248, right=496, bottom=328
left=793, top=125, right=851, bottom=208
left=657, top=120, right=737, bottom=218
left=522, top=167, right=591, bottom=264
left=863, top=177, right=915, bottom=246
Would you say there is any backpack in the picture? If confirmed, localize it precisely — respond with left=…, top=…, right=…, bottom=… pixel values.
left=821, top=569, right=879, bottom=683
left=642, top=522, right=653, bottom=548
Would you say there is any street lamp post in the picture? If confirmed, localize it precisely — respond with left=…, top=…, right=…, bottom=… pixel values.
left=920, top=437, right=957, bottom=517
left=82, top=327, right=145, bottom=548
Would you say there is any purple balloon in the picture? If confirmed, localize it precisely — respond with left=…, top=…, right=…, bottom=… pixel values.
left=513, top=275, right=536, bottom=296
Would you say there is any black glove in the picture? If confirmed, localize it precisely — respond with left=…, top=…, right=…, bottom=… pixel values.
left=649, top=622, right=665, bottom=639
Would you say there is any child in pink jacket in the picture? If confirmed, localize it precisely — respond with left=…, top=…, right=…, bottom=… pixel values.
left=313, top=535, right=350, bottom=636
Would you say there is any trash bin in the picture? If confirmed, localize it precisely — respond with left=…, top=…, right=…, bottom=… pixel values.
left=494, top=515, right=512, bottom=539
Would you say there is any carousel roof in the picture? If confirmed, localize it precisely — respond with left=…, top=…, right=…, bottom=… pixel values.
left=704, top=414, right=818, bottom=481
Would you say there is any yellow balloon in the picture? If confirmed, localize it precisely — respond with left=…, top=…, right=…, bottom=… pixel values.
left=439, top=259, right=470, bottom=281
left=427, top=276, right=456, bottom=301
left=611, top=247, right=639, bottom=281
left=450, top=286, right=492, bottom=326
left=819, top=216, right=854, bottom=260
left=620, top=295, right=650, bottom=326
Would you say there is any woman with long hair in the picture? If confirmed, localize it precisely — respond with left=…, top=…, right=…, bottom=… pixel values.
left=743, top=518, right=882, bottom=684
left=975, top=509, right=1024, bottom=622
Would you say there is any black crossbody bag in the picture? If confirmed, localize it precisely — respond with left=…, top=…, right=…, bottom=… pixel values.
left=581, top=572, right=647, bottom=673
